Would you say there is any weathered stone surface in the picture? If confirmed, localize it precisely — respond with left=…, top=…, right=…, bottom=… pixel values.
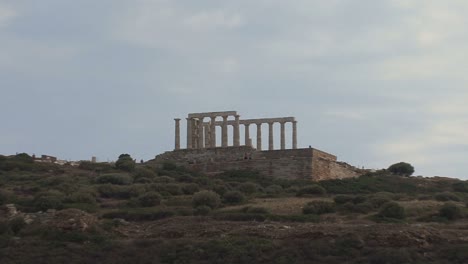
left=153, top=147, right=364, bottom=181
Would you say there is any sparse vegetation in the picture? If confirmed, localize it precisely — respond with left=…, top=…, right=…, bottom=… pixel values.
left=0, top=155, right=467, bottom=264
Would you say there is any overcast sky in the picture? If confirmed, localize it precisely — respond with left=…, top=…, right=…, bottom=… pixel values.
left=1, top=0, right=467, bottom=178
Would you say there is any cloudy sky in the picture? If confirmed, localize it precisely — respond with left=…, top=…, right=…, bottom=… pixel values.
left=1, top=0, right=467, bottom=178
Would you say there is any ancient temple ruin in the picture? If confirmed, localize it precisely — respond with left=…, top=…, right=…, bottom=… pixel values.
left=174, top=111, right=297, bottom=151
left=153, top=111, right=364, bottom=181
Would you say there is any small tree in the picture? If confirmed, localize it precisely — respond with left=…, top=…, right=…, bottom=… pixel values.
left=388, top=162, right=415, bottom=176
left=115, top=154, right=136, bottom=172
left=439, top=203, right=463, bottom=220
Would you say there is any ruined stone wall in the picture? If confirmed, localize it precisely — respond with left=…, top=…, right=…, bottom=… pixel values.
left=153, top=147, right=361, bottom=181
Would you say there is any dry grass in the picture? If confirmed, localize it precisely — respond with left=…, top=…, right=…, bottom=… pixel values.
left=221, top=197, right=333, bottom=215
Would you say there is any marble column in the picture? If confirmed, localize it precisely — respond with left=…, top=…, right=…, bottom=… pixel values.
left=292, top=121, right=297, bottom=149
left=268, top=122, right=274, bottom=151
left=186, top=118, right=192, bottom=149
left=222, top=115, right=228, bottom=147
left=204, top=124, right=210, bottom=148
left=210, top=116, right=216, bottom=148
left=244, top=124, right=250, bottom=146
left=174, top=118, right=181, bottom=150
left=234, top=115, right=240, bottom=147
left=198, top=118, right=204, bottom=149
left=280, top=121, right=285, bottom=150
left=256, top=123, right=262, bottom=150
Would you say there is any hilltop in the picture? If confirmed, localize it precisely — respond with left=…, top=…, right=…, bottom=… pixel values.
left=1, top=153, right=468, bottom=263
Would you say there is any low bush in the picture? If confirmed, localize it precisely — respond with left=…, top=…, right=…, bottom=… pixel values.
left=212, top=184, right=229, bottom=196
left=296, top=185, right=326, bottom=197
left=133, top=168, right=157, bottom=182
left=223, top=191, right=246, bottom=205
left=377, top=202, right=405, bottom=220
left=265, top=185, right=283, bottom=196
left=137, top=192, right=162, bottom=207
left=9, top=216, right=26, bottom=235
left=238, top=182, right=259, bottom=195
left=192, top=191, right=221, bottom=209
left=154, top=176, right=175, bottom=183
left=181, top=183, right=199, bottom=195
left=33, top=191, right=65, bottom=211
left=65, top=191, right=96, bottom=204
left=439, top=203, right=463, bottom=220
left=303, top=201, right=335, bottom=215
left=334, top=195, right=355, bottom=205
left=368, top=196, right=391, bottom=209
left=194, top=205, right=211, bottom=216
left=96, top=173, right=132, bottom=185
left=435, top=192, right=461, bottom=202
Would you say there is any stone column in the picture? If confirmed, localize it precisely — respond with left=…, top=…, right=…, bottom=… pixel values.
left=256, top=123, right=262, bottom=150
left=244, top=124, right=250, bottom=146
left=280, top=121, right=285, bottom=150
left=198, top=118, right=204, bottom=149
left=210, top=116, right=216, bottom=148
left=204, top=124, right=210, bottom=148
left=234, top=115, right=240, bottom=147
left=292, top=121, right=297, bottom=149
left=222, top=115, right=228, bottom=147
left=268, top=122, right=274, bottom=151
left=186, top=118, right=192, bottom=149
left=174, top=118, right=181, bottom=150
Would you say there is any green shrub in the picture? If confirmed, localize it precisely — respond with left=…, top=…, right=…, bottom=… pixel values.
left=238, top=182, right=259, bottom=194
left=453, top=182, right=468, bottom=193
left=9, top=216, right=25, bottom=235
left=97, top=184, right=145, bottom=199
left=0, top=190, right=9, bottom=205
left=182, top=183, right=199, bottom=195
left=352, top=195, right=367, bottom=204
left=334, top=195, right=355, bottom=205
left=303, top=201, right=335, bottom=215
left=388, top=162, right=415, bottom=176
left=162, top=162, right=177, bottom=171
left=265, top=185, right=283, bottom=195
left=377, top=202, right=405, bottom=219
left=368, top=196, right=391, bottom=209
left=435, top=192, right=461, bottom=202
left=192, top=191, right=221, bottom=209
left=161, top=184, right=183, bottom=196
left=33, top=191, right=65, bottom=211
left=223, top=191, right=245, bottom=205
left=0, top=220, right=10, bottom=235
left=66, top=191, right=96, bottom=204
left=78, top=161, right=114, bottom=172
left=96, top=173, right=132, bottom=185
left=439, top=203, right=463, bottom=220
left=212, top=184, right=228, bottom=195
left=154, top=176, right=175, bottom=183
left=297, top=185, right=326, bottom=197
left=137, top=192, right=162, bottom=207
left=134, top=168, right=157, bottom=182
left=194, top=205, right=211, bottom=216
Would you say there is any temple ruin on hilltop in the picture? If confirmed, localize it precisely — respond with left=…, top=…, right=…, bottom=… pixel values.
left=152, top=111, right=364, bottom=181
